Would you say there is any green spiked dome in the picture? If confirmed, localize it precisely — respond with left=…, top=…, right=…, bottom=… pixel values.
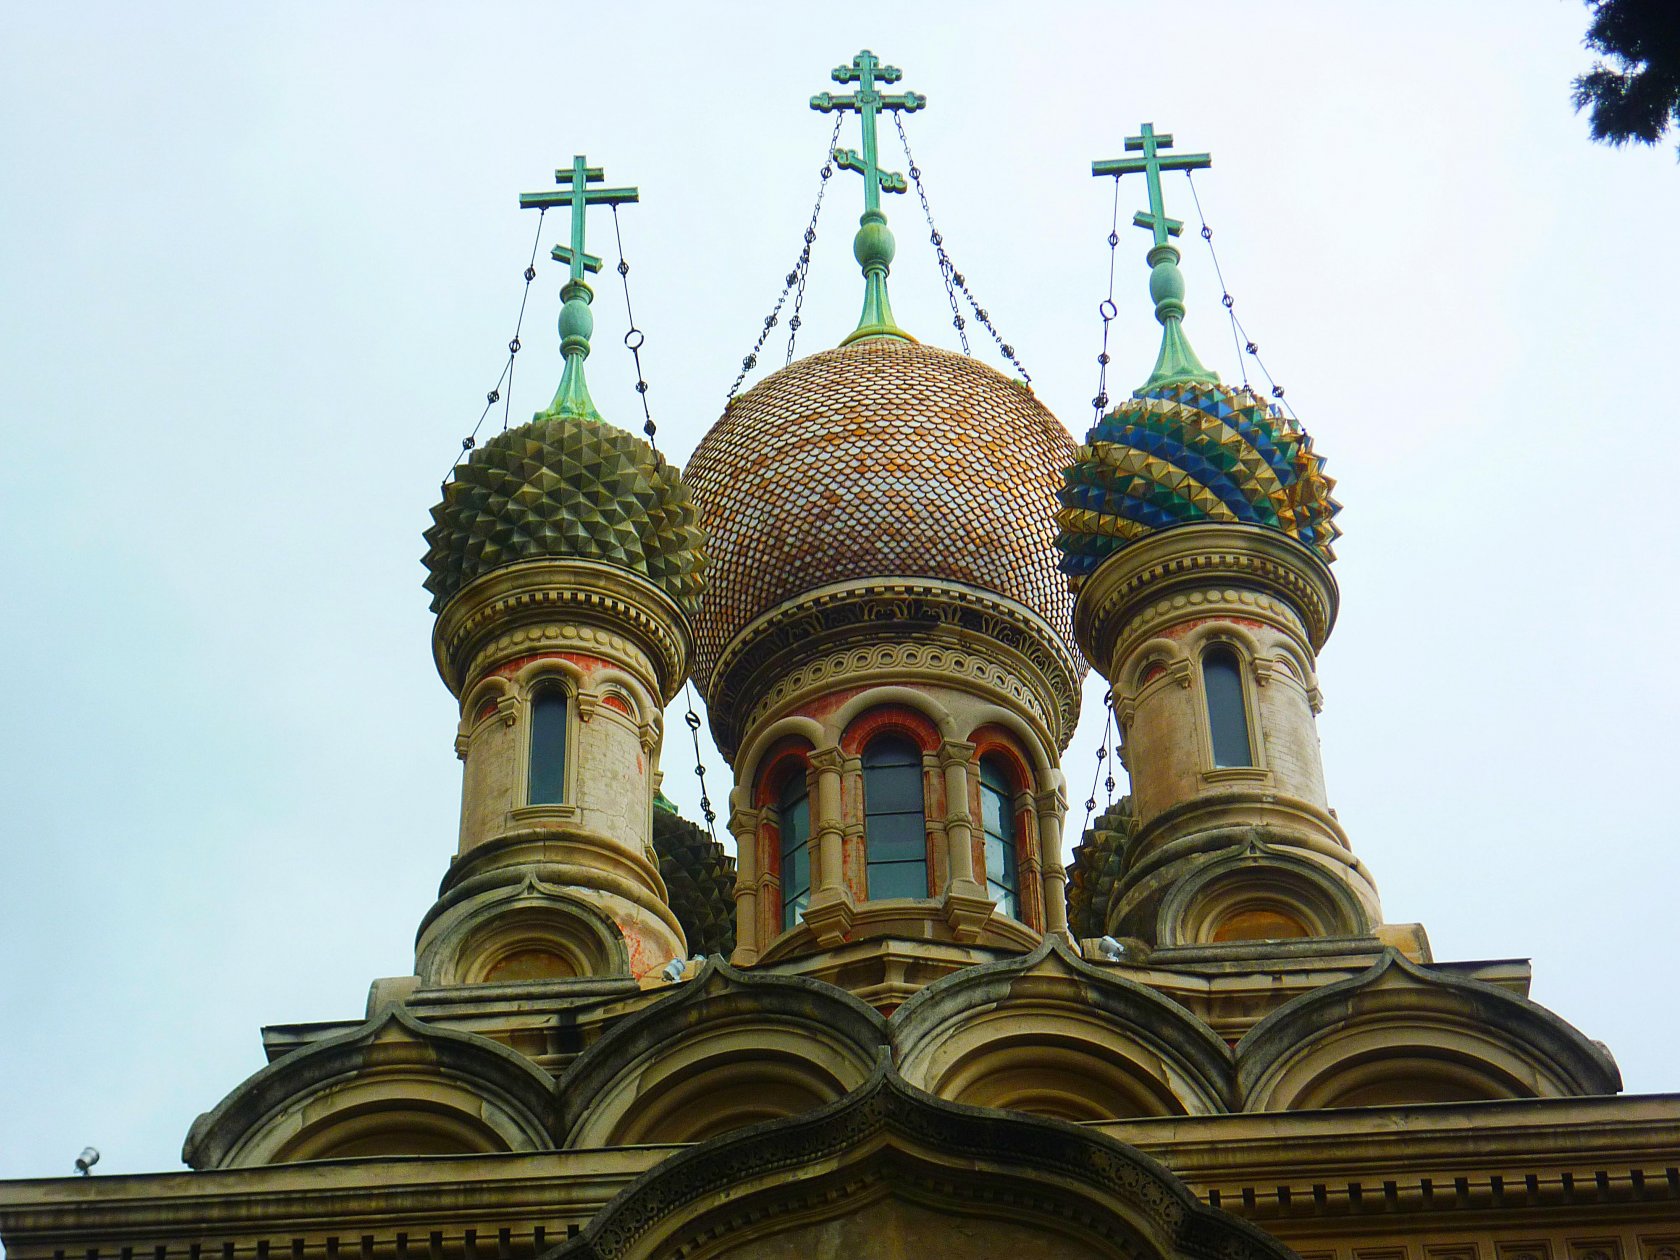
left=422, top=413, right=707, bottom=615
left=1055, top=382, right=1341, bottom=586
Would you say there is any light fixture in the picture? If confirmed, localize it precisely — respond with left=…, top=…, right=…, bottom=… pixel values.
left=74, top=1147, right=99, bottom=1176
left=1097, top=936, right=1126, bottom=961
left=660, top=957, right=686, bottom=983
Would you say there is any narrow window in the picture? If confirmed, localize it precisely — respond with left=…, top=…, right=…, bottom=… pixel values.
left=1203, top=647, right=1254, bottom=768
left=979, top=757, right=1021, bottom=919
left=778, top=769, right=812, bottom=930
left=528, top=689, right=568, bottom=804
left=862, top=736, right=928, bottom=899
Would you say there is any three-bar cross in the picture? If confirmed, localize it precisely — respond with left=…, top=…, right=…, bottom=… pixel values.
left=1091, top=124, right=1211, bottom=248
left=811, top=50, right=926, bottom=215
left=518, top=155, right=639, bottom=285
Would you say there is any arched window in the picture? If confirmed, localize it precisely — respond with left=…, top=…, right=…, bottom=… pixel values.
left=1202, top=647, right=1254, bottom=768
left=979, top=757, right=1020, bottom=919
left=862, top=737, right=927, bottom=899
left=778, top=769, right=812, bottom=930
left=528, top=688, right=568, bottom=804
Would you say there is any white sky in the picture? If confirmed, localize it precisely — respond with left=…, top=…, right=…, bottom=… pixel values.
left=2, top=1, right=1676, bottom=1180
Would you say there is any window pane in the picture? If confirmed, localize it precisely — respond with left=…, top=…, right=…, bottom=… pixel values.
left=865, top=811, right=925, bottom=861
left=528, top=691, right=567, bottom=804
left=779, top=777, right=811, bottom=930
left=862, top=737, right=921, bottom=770
left=867, top=860, right=929, bottom=900
left=1203, top=649, right=1254, bottom=768
left=779, top=791, right=809, bottom=858
left=863, top=763, right=922, bottom=813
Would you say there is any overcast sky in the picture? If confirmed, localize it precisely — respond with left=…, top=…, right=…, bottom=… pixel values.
left=3, top=2, right=1676, bottom=1180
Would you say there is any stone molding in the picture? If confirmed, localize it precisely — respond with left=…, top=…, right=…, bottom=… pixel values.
left=433, top=559, right=691, bottom=702
left=1075, top=523, right=1339, bottom=670
left=706, top=576, right=1082, bottom=756
left=543, top=1054, right=1294, bottom=1260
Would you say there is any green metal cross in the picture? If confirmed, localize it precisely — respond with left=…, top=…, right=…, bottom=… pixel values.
left=1091, top=124, right=1211, bottom=248
left=518, top=155, right=639, bottom=283
left=1091, top=124, right=1219, bottom=391
left=811, top=49, right=925, bottom=215
left=516, top=155, right=640, bottom=420
left=811, top=50, right=926, bottom=344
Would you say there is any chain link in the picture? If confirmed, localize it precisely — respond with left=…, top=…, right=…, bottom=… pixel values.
left=726, top=117, right=843, bottom=401
left=1092, top=178, right=1122, bottom=420
left=1079, top=691, right=1118, bottom=837
left=894, top=112, right=1031, bottom=383
left=440, top=209, right=547, bottom=494
left=1185, top=171, right=1295, bottom=418
left=606, top=206, right=723, bottom=843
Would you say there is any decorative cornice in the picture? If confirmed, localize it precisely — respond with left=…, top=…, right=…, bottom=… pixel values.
left=1074, top=523, right=1338, bottom=672
left=544, top=1057, right=1293, bottom=1260
left=433, top=558, right=691, bottom=701
left=708, top=577, right=1082, bottom=757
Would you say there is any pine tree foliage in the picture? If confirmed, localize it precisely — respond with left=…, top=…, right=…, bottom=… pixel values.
left=1572, top=0, right=1680, bottom=156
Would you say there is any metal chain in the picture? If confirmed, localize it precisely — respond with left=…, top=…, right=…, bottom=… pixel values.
left=894, top=112, right=1031, bottom=383
left=1092, top=177, right=1122, bottom=420
left=1185, top=171, right=1296, bottom=419
left=609, top=204, right=659, bottom=446
left=1079, top=691, right=1118, bottom=836
left=440, top=209, right=546, bottom=493
left=726, top=117, right=842, bottom=401
left=606, top=206, right=723, bottom=843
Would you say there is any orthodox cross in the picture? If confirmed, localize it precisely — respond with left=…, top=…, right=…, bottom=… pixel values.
left=516, top=155, right=640, bottom=419
left=1091, top=124, right=1211, bottom=248
left=519, top=154, right=639, bottom=283
left=811, top=50, right=925, bottom=343
left=811, top=49, right=926, bottom=216
left=1091, top=125, right=1219, bottom=390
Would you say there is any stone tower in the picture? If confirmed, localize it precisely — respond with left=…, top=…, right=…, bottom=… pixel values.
left=1057, top=128, right=1380, bottom=953
left=684, top=53, right=1082, bottom=995
left=416, top=160, right=709, bottom=984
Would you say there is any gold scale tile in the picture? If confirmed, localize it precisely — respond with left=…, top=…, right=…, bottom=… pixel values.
left=684, top=338, right=1080, bottom=694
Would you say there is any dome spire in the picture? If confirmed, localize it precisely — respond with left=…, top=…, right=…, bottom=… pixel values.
left=1092, top=124, right=1218, bottom=390
left=811, top=50, right=925, bottom=345
left=517, top=155, right=640, bottom=420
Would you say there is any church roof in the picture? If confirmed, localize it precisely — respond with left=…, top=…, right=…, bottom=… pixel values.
left=1055, top=381, right=1341, bottom=583
left=422, top=414, right=707, bottom=615
left=683, top=337, right=1079, bottom=693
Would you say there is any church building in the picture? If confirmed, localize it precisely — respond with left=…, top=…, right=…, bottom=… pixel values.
left=3, top=49, right=1677, bottom=1260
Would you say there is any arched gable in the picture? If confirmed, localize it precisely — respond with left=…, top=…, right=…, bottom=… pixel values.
left=1237, top=949, right=1622, bottom=1110
left=539, top=1059, right=1291, bottom=1260
left=556, top=957, right=886, bottom=1147
left=182, top=1007, right=557, bottom=1168
left=891, top=936, right=1233, bottom=1119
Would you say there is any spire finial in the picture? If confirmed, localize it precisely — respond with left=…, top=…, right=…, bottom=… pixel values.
left=1092, top=124, right=1219, bottom=391
left=518, top=155, right=640, bottom=419
left=811, top=50, right=926, bottom=345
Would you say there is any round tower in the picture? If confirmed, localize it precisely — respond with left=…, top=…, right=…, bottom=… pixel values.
left=685, top=56, right=1082, bottom=989
left=1058, top=126, right=1378, bottom=951
left=417, top=158, right=707, bottom=984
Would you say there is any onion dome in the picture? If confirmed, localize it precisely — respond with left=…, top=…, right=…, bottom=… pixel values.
left=1066, top=798, right=1136, bottom=939
left=422, top=413, right=707, bottom=614
left=652, top=793, right=737, bottom=956
left=684, top=337, right=1080, bottom=692
left=1055, top=382, right=1342, bottom=585
left=423, top=159, right=706, bottom=616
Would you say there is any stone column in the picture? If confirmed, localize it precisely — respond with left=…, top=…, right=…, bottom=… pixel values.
left=1035, top=780, right=1071, bottom=941
left=939, top=739, right=994, bottom=943
left=801, top=746, right=854, bottom=947
left=728, top=788, right=758, bottom=965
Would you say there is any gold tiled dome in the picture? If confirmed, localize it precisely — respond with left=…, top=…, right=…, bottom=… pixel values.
left=684, top=338, right=1079, bottom=694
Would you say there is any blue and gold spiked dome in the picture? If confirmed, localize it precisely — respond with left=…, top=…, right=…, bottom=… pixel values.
left=1056, top=125, right=1340, bottom=585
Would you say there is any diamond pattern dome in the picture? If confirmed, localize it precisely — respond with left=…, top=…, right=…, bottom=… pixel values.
left=1055, top=382, right=1341, bottom=584
left=683, top=339, right=1080, bottom=692
left=423, top=414, right=707, bottom=615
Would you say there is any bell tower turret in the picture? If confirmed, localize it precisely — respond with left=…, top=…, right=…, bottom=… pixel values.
left=1059, top=126, right=1379, bottom=951
left=419, top=156, right=708, bottom=983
